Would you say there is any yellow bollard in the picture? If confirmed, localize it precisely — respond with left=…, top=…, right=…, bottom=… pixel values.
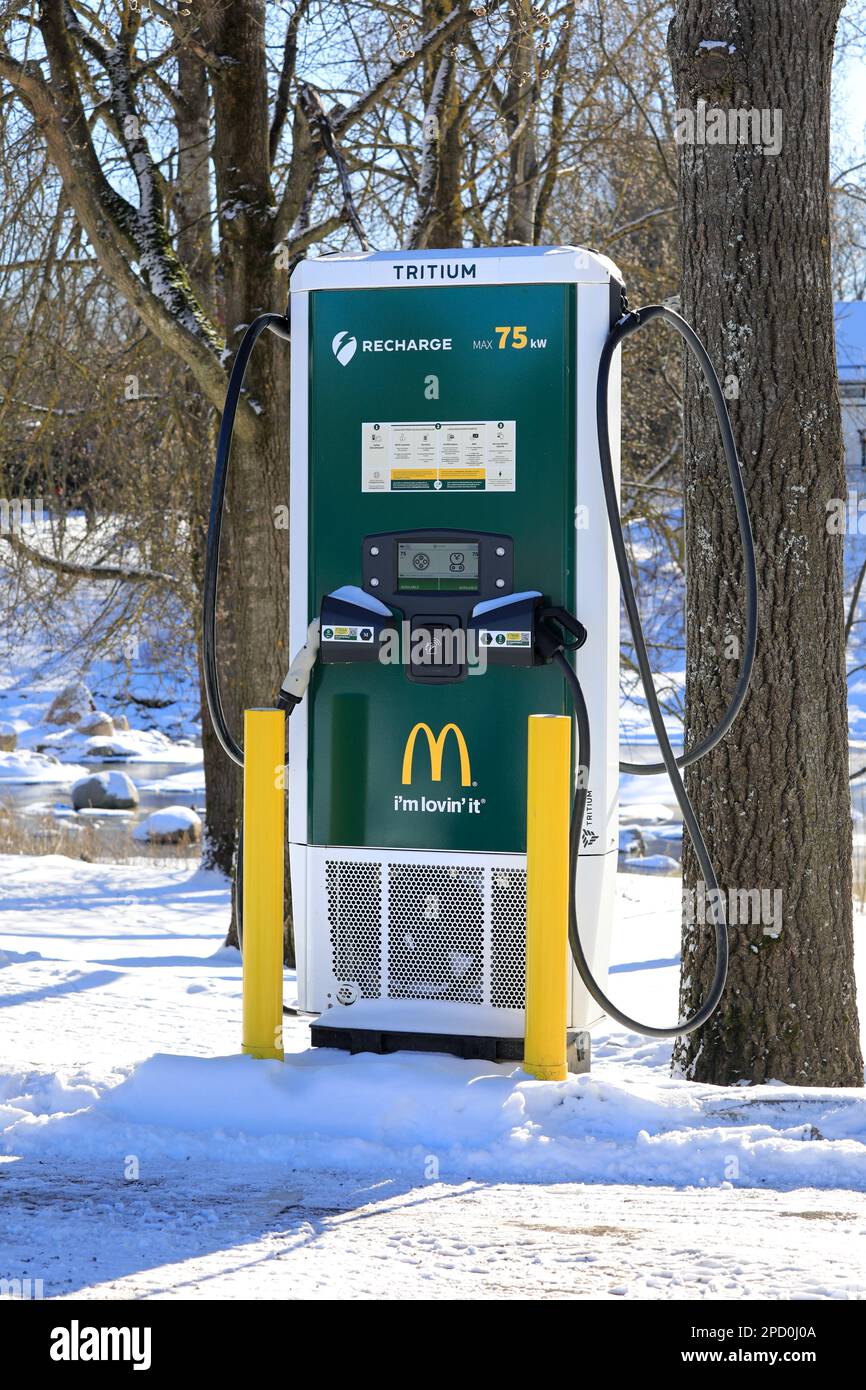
left=524, top=714, right=571, bottom=1081
left=242, top=709, right=285, bottom=1061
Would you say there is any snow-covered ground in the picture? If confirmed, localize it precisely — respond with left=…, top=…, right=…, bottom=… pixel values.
left=1, top=855, right=864, bottom=1300
left=1, top=515, right=865, bottom=1299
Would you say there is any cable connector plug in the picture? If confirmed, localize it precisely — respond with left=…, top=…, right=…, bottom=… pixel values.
left=277, top=619, right=320, bottom=711
left=535, top=606, right=587, bottom=662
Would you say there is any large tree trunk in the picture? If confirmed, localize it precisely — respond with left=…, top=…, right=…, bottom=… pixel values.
left=175, top=21, right=238, bottom=879
left=669, top=0, right=862, bottom=1084
left=205, top=0, right=292, bottom=957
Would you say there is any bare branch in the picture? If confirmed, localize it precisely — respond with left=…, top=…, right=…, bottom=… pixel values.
left=298, top=81, right=368, bottom=249
left=1, top=532, right=184, bottom=590
left=270, top=0, right=311, bottom=162
left=0, top=9, right=261, bottom=440
left=333, top=0, right=473, bottom=139
left=137, top=0, right=226, bottom=72
left=605, top=204, right=677, bottom=243
left=846, top=553, right=866, bottom=642
left=405, top=51, right=453, bottom=250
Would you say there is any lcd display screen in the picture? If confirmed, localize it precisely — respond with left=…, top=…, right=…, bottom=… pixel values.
left=396, top=540, right=480, bottom=592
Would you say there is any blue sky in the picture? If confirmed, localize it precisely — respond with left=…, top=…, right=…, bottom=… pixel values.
left=835, top=46, right=866, bottom=161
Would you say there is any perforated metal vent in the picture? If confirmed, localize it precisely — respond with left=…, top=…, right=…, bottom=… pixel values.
left=491, top=867, right=527, bottom=1009
left=388, top=863, right=484, bottom=1004
left=325, top=859, right=382, bottom=998
left=323, top=857, right=526, bottom=1010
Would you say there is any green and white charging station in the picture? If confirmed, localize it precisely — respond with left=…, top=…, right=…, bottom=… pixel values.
left=287, top=246, right=622, bottom=1061
left=206, top=239, right=754, bottom=1065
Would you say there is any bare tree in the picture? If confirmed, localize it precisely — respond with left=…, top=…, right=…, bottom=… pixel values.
left=0, top=0, right=476, bottom=946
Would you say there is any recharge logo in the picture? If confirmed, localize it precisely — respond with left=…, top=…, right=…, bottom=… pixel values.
left=331, top=330, right=357, bottom=366
left=401, top=722, right=471, bottom=787
left=332, top=331, right=453, bottom=363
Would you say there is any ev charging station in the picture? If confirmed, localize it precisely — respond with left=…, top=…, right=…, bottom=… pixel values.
left=288, top=247, right=621, bottom=1062
left=204, top=241, right=757, bottom=1074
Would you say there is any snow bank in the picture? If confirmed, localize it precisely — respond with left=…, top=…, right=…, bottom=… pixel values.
left=25, top=724, right=202, bottom=765
left=0, top=853, right=863, bottom=1198
left=138, top=767, right=206, bottom=795
left=0, top=749, right=88, bottom=784
left=3, top=1049, right=865, bottom=1191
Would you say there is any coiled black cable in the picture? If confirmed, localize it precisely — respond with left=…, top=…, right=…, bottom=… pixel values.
left=557, top=651, right=729, bottom=1037
left=603, top=307, right=758, bottom=779
left=202, top=310, right=297, bottom=1009
left=202, top=311, right=291, bottom=768
left=560, top=303, right=758, bottom=1037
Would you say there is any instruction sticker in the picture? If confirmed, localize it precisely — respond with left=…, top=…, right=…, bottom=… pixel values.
left=361, top=420, right=516, bottom=493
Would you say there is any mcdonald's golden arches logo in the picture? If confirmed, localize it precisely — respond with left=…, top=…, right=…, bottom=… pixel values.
left=401, top=722, right=472, bottom=786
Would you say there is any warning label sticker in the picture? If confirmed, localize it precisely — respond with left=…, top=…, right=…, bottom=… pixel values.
left=479, top=629, right=532, bottom=648
left=321, top=625, right=373, bottom=643
left=361, top=420, right=516, bottom=493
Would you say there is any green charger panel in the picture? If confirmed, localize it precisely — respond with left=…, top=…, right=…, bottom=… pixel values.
left=307, top=282, right=576, bottom=853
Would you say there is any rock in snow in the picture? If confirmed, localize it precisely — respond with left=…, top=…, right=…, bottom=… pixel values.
left=626, top=853, right=681, bottom=875
left=133, top=805, right=201, bottom=844
left=0, top=722, right=16, bottom=752
left=71, top=770, right=139, bottom=811
left=46, top=682, right=95, bottom=727
left=75, top=711, right=115, bottom=738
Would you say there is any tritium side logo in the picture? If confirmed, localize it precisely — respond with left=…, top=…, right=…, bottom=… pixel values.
left=331, top=330, right=357, bottom=365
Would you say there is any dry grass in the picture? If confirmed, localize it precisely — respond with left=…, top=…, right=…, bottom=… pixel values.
left=0, top=802, right=199, bottom=863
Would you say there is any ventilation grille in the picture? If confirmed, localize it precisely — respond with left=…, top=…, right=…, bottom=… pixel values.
left=324, top=858, right=526, bottom=1010
left=388, top=863, right=484, bottom=1004
left=490, top=867, right=527, bottom=1009
left=325, top=859, right=382, bottom=999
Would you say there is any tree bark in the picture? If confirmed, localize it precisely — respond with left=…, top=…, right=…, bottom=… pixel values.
left=175, top=17, right=239, bottom=879
left=502, top=0, right=540, bottom=245
left=668, top=0, right=863, bottom=1084
left=204, top=0, right=292, bottom=954
left=418, top=0, right=463, bottom=247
